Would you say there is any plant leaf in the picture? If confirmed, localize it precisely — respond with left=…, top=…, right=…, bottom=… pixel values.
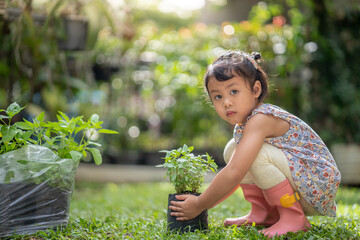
left=1, top=125, right=17, bottom=142
left=15, top=121, right=33, bottom=130
left=188, top=146, right=194, bottom=152
left=88, top=148, right=102, bottom=165
left=58, top=111, right=70, bottom=122
left=6, top=102, right=21, bottom=117
left=36, top=111, right=45, bottom=122
left=88, top=141, right=102, bottom=147
left=70, top=151, right=83, bottom=162
left=98, top=129, right=119, bottom=134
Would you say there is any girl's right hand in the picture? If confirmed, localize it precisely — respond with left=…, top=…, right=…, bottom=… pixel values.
left=169, top=194, right=204, bottom=221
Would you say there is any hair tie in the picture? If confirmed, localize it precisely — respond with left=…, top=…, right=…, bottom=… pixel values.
left=244, top=52, right=261, bottom=70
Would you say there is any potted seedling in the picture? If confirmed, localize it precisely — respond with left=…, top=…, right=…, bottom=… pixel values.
left=0, top=102, right=118, bottom=237
left=156, top=144, right=218, bottom=233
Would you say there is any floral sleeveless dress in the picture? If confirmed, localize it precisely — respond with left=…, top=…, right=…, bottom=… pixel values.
left=233, top=103, right=341, bottom=217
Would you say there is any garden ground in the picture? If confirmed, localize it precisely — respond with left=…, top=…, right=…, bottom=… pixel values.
left=8, top=172, right=360, bottom=240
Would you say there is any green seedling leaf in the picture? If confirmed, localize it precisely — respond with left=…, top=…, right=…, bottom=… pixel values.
left=74, top=126, right=87, bottom=135
left=43, top=135, right=54, bottom=144
left=69, top=121, right=76, bottom=131
left=58, top=111, right=70, bottom=122
left=70, top=151, right=83, bottom=162
left=88, top=148, right=102, bottom=165
left=1, top=125, right=17, bottom=142
left=98, top=129, right=119, bottom=134
left=36, top=111, right=45, bottom=122
left=74, top=116, right=84, bottom=122
left=15, top=121, right=33, bottom=130
left=19, top=129, right=33, bottom=140
left=88, top=141, right=102, bottom=147
left=6, top=102, right=24, bottom=117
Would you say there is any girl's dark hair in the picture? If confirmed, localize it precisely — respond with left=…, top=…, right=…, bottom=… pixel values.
left=204, top=50, right=269, bottom=102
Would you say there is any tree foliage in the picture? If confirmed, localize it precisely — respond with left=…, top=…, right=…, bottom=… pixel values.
left=1, top=0, right=359, bottom=156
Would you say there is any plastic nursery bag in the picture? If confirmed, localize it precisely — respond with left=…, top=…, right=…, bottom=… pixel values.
left=0, top=145, right=79, bottom=237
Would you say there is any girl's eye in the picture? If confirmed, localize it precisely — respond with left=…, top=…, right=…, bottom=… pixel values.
left=214, top=95, right=222, bottom=100
left=230, top=90, right=238, bottom=95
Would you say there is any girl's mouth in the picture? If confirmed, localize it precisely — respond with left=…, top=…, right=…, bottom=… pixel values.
left=226, top=111, right=236, bottom=117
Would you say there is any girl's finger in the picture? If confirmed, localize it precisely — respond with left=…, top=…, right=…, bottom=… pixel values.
left=170, top=200, right=183, bottom=207
left=175, top=194, right=189, bottom=200
left=169, top=205, right=181, bottom=212
left=170, top=211, right=184, bottom=217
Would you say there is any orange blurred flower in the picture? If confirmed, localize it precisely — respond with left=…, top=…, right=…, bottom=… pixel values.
left=194, top=23, right=207, bottom=33
left=239, top=20, right=252, bottom=31
left=179, top=28, right=192, bottom=39
left=273, top=16, right=286, bottom=27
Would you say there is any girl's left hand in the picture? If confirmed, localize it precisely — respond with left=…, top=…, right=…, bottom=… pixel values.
left=169, top=195, right=204, bottom=221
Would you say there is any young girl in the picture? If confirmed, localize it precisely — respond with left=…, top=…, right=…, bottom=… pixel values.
left=169, top=50, right=341, bottom=237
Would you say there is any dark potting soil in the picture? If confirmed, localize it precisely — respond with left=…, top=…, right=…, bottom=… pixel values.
left=167, top=193, right=208, bottom=233
left=0, top=182, right=72, bottom=237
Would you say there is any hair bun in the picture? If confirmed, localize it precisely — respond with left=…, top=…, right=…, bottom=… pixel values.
left=251, top=52, right=262, bottom=60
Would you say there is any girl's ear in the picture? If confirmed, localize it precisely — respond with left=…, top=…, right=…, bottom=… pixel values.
left=253, top=80, right=262, bottom=98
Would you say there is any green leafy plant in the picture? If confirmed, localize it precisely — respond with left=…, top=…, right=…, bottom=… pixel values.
left=0, top=102, right=30, bottom=154
left=0, top=102, right=118, bottom=164
left=20, top=110, right=117, bottom=165
left=0, top=102, right=118, bottom=186
left=156, top=144, right=218, bottom=194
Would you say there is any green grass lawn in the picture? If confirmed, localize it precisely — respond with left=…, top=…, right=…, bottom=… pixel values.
left=9, top=182, right=360, bottom=239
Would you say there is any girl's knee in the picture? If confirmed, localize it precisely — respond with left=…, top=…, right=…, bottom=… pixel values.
left=250, top=143, right=287, bottom=168
left=250, top=143, right=272, bottom=168
left=249, top=143, right=291, bottom=189
left=223, top=138, right=236, bottom=164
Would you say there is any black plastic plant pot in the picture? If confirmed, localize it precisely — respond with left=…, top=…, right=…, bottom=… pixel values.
left=167, top=193, right=208, bottom=233
left=0, top=182, right=72, bottom=237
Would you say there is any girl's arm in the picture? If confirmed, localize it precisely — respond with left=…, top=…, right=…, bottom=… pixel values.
left=208, top=184, right=240, bottom=209
left=169, top=113, right=288, bottom=220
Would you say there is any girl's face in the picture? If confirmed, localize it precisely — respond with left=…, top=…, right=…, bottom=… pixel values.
left=207, top=75, right=262, bottom=125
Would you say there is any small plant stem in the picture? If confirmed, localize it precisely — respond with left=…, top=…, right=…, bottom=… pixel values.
left=37, top=127, right=42, bottom=145
left=0, top=118, right=8, bottom=125
left=79, top=128, right=87, bottom=147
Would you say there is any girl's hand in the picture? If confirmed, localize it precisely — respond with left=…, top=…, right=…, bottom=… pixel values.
left=169, top=194, right=204, bottom=221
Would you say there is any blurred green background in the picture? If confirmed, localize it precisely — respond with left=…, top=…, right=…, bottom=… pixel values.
left=1, top=0, right=359, bottom=166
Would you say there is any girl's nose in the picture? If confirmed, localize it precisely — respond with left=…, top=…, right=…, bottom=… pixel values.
left=223, top=98, right=232, bottom=108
